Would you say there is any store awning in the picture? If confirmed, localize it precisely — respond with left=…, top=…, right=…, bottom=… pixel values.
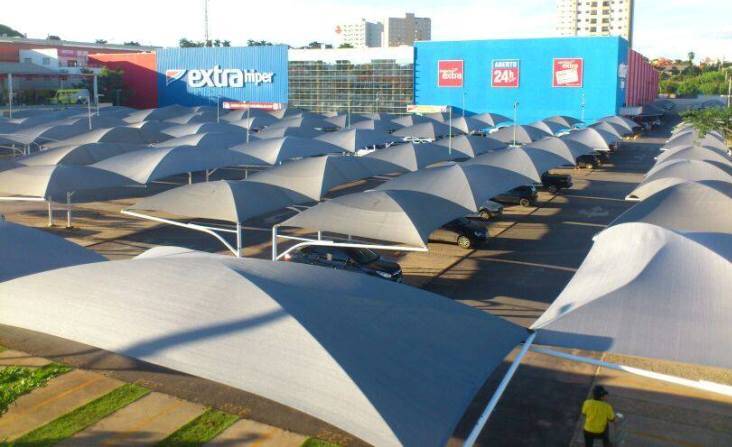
left=531, top=223, right=732, bottom=370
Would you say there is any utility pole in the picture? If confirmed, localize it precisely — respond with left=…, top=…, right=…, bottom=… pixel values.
left=204, top=0, right=209, bottom=43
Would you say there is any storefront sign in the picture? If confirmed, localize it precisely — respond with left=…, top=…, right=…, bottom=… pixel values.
left=491, top=59, right=520, bottom=88
left=165, top=66, right=274, bottom=88
left=222, top=101, right=284, bottom=110
left=553, top=58, right=583, bottom=87
left=407, top=104, right=449, bottom=114
left=437, top=60, right=464, bottom=87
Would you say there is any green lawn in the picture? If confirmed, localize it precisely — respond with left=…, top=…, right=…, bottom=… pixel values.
left=12, top=383, right=150, bottom=447
left=301, top=439, right=342, bottom=447
left=157, top=408, right=239, bottom=447
left=0, top=363, right=71, bottom=416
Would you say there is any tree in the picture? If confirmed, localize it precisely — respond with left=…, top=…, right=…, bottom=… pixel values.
left=338, top=43, right=353, bottom=49
left=180, top=38, right=231, bottom=47
left=47, top=35, right=61, bottom=40
left=77, top=67, right=128, bottom=106
left=680, top=107, right=732, bottom=143
left=123, top=41, right=141, bottom=46
left=247, top=39, right=273, bottom=46
left=95, top=39, right=108, bottom=44
left=687, top=51, right=695, bottom=66
left=0, top=24, right=23, bottom=37
left=305, top=41, right=332, bottom=49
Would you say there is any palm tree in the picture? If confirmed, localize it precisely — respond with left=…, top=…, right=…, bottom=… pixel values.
left=687, top=51, right=695, bottom=67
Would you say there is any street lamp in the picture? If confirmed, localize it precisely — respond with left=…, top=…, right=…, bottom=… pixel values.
left=512, top=100, right=519, bottom=147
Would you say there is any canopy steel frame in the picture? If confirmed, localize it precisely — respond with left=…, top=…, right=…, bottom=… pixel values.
left=0, top=195, right=75, bottom=227
left=271, top=224, right=427, bottom=261
left=121, top=209, right=242, bottom=257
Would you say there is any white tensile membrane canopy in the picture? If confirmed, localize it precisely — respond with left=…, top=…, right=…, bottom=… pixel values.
left=0, top=123, right=94, bottom=146
left=627, top=159, right=732, bottom=200
left=0, top=220, right=106, bottom=282
left=153, top=132, right=253, bottom=150
left=542, top=115, right=583, bottom=130
left=230, top=136, right=346, bottom=165
left=266, top=114, right=337, bottom=130
left=226, top=115, right=281, bottom=130
left=491, top=125, right=552, bottom=145
left=17, top=143, right=148, bottom=166
left=322, top=113, right=373, bottom=128
left=435, top=135, right=507, bottom=158
left=561, top=127, right=619, bottom=151
left=361, top=142, right=459, bottom=174
left=161, top=122, right=248, bottom=138
left=315, top=128, right=397, bottom=152
left=597, top=115, right=639, bottom=133
left=122, top=105, right=192, bottom=123
left=464, top=146, right=571, bottom=182
left=531, top=222, right=732, bottom=370
left=0, top=254, right=527, bottom=447
left=391, top=121, right=458, bottom=140
left=528, top=120, right=567, bottom=136
left=470, top=112, right=512, bottom=128
left=654, top=145, right=732, bottom=167
left=608, top=181, right=732, bottom=234
left=663, top=132, right=728, bottom=152
left=42, top=127, right=156, bottom=148
left=349, top=119, right=403, bottom=132
left=588, top=120, right=627, bottom=138
left=255, top=126, right=324, bottom=139
left=450, top=116, right=491, bottom=134
left=523, top=136, right=595, bottom=165
left=390, top=113, right=436, bottom=127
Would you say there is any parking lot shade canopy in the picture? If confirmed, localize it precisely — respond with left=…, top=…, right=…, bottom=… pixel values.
left=542, top=115, right=583, bottom=129
left=348, top=119, right=403, bottom=132
left=464, top=146, right=568, bottom=182
left=1, top=123, right=94, bottom=145
left=255, top=126, right=324, bottom=139
left=561, top=127, right=619, bottom=151
left=390, top=114, right=436, bottom=127
left=0, top=254, right=526, bottom=446
left=532, top=223, right=732, bottom=369
left=230, top=136, right=346, bottom=165
left=18, top=143, right=148, bottom=166
left=450, top=116, right=491, bottom=134
left=123, top=105, right=192, bottom=123
left=153, top=132, right=252, bottom=150
left=627, top=160, right=732, bottom=200
left=362, top=142, right=457, bottom=174
left=435, top=135, right=507, bottom=158
left=281, top=189, right=474, bottom=247
left=663, top=133, right=727, bottom=152
left=608, top=182, right=732, bottom=234
left=470, top=112, right=512, bottom=128
left=597, top=115, right=639, bottom=133
left=523, top=137, right=594, bottom=165
left=0, top=164, right=138, bottom=200
left=161, top=122, right=248, bottom=138
left=267, top=115, right=337, bottom=130
left=654, top=146, right=732, bottom=167
left=315, top=128, right=397, bottom=152
left=528, top=120, right=567, bottom=136
left=588, top=121, right=627, bottom=138
left=323, top=114, right=373, bottom=128
left=0, top=220, right=106, bottom=282
left=491, top=125, right=551, bottom=144
left=42, top=127, right=155, bottom=148
left=391, top=121, right=458, bottom=140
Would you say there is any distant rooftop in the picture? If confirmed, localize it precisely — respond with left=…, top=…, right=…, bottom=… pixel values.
left=0, top=36, right=158, bottom=52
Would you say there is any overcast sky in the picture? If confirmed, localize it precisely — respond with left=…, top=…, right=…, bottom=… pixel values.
left=4, top=0, right=731, bottom=60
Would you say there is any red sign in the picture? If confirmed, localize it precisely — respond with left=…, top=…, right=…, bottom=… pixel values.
left=222, top=101, right=284, bottom=110
left=553, top=58, right=584, bottom=87
left=437, top=60, right=464, bottom=87
left=491, top=59, right=519, bottom=88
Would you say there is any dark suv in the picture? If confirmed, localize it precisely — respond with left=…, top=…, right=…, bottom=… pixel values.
left=576, top=154, right=602, bottom=169
left=430, top=217, right=489, bottom=249
left=284, top=245, right=403, bottom=282
left=540, top=173, right=573, bottom=193
left=492, top=185, right=538, bottom=208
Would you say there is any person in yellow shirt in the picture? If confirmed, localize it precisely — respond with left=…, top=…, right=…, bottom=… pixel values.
left=582, top=385, right=616, bottom=446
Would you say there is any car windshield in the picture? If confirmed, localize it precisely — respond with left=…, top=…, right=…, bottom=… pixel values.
left=455, top=217, right=471, bottom=225
left=348, top=248, right=380, bottom=264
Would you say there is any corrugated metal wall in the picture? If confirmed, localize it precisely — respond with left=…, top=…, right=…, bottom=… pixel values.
left=626, top=49, right=659, bottom=106
left=155, top=46, right=288, bottom=107
left=89, top=52, right=158, bottom=109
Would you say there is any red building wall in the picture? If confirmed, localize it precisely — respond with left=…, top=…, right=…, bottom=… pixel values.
left=626, top=49, right=660, bottom=106
left=89, top=52, right=158, bottom=109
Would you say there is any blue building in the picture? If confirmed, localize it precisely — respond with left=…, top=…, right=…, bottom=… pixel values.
left=156, top=46, right=289, bottom=107
left=414, top=37, right=629, bottom=124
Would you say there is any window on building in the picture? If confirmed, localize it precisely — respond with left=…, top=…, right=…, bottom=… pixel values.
left=23, top=57, right=32, bottom=64
left=42, top=57, right=51, bottom=65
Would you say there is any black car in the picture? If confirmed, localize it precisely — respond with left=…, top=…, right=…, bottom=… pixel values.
left=492, top=185, right=538, bottom=208
left=540, top=173, right=573, bottom=193
left=284, top=245, right=403, bottom=282
left=576, top=154, right=602, bottom=169
left=430, top=217, right=489, bottom=249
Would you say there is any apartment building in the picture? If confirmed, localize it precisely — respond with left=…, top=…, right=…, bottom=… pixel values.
left=557, top=0, right=634, bottom=46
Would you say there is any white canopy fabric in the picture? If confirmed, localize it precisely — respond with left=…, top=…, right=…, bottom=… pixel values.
left=588, top=121, right=627, bottom=138
left=255, top=126, right=324, bottom=139
left=542, top=115, right=582, bottom=130
left=247, top=155, right=372, bottom=201
left=267, top=115, right=337, bottom=130
left=43, top=127, right=155, bottom=148
left=323, top=114, right=373, bottom=128
left=315, top=129, right=397, bottom=152
left=471, top=112, right=512, bottom=128
left=597, top=115, right=639, bottom=133
left=390, top=114, right=436, bottom=127
left=362, top=142, right=457, bottom=174
left=668, top=128, right=723, bottom=143
left=163, top=110, right=219, bottom=125
left=129, top=180, right=311, bottom=223
left=532, top=223, right=732, bottom=369
left=226, top=115, right=281, bottom=130
left=654, top=146, right=732, bottom=167
left=392, top=121, right=458, bottom=140
left=608, top=181, right=732, bottom=233
left=464, top=146, right=569, bottom=182
left=93, top=146, right=257, bottom=184
left=627, top=160, right=732, bottom=201
left=0, top=220, right=106, bottom=282
left=645, top=158, right=732, bottom=181
left=349, top=119, right=403, bottom=132
left=1, top=123, right=92, bottom=146
left=161, top=122, right=247, bottom=138
left=281, top=189, right=474, bottom=247
left=0, top=165, right=138, bottom=200
left=491, top=125, right=552, bottom=145
left=663, top=133, right=727, bottom=152
left=123, top=105, right=191, bottom=123
left=17, top=143, right=148, bottom=166
left=528, top=120, right=567, bottom=136
left=153, top=132, right=252, bottom=150
left=561, top=127, right=619, bottom=151
left=435, top=135, right=507, bottom=158
left=523, top=136, right=595, bottom=165
left=230, top=136, right=346, bottom=165
left=0, top=253, right=526, bottom=447
left=450, top=116, right=491, bottom=134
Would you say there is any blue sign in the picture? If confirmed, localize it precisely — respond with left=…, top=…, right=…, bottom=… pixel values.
left=156, top=46, right=288, bottom=107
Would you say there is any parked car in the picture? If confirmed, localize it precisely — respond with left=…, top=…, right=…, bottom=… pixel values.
left=430, top=217, right=489, bottom=249
left=540, top=173, right=573, bottom=193
left=576, top=154, right=602, bottom=169
left=492, top=185, right=538, bottom=208
left=470, top=200, right=504, bottom=220
left=284, top=245, right=402, bottom=282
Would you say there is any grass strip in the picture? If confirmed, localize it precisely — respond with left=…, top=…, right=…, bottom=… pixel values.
left=157, top=408, right=239, bottom=447
left=12, top=383, right=150, bottom=447
left=0, top=363, right=71, bottom=416
left=301, top=439, right=342, bottom=447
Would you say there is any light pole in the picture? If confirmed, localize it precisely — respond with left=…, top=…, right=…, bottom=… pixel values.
left=204, top=0, right=210, bottom=43
left=512, top=100, right=519, bottom=147
left=580, top=92, right=586, bottom=122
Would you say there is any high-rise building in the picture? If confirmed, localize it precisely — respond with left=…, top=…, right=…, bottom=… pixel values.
left=335, top=19, right=383, bottom=48
left=382, top=13, right=431, bottom=48
left=556, top=0, right=634, bottom=46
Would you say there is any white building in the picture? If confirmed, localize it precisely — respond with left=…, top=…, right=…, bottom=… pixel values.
left=556, top=0, right=634, bottom=46
left=335, top=19, right=383, bottom=48
left=382, top=13, right=431, bottom=48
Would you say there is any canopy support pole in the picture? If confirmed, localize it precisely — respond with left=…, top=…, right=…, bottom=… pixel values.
left=530, top=346, right=732, bottom=398
left=271, top=224, right=279, bottom=261
left=448, top=105, right=452, bottom=156
left=65, top=192, right=73, bottom=229
left=463, top=332, right=536, bottom=447
left=7, top=73, right=13, bottom=119
left=47, top=199, right=53, bottom=227
left=273, top=233, right=427, bottom=262
left=235, top=222, right=242, bottom=258
left=188, top=172, right=192, bottom=184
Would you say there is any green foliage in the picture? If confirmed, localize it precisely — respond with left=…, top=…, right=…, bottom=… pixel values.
left=123, top=41, right=141, bottom=46
left=75, top=67, right=128, bottom=106
left=338, top=43, right=354, bottom=49
left=180, top=38, right=231, bottom=47
left=680, top=107, right=732, bottom=141
left=95, top=39, right=108, bottom=44
left=0, top=24, right=23, bottom=37
left=46, top=35, right=61, bottom=40
left=157, top=408, right=238, bottom=447
left=247, top=39, right=273, bottom=46
left=0, top=363, right=71, bottom=416
left=12, top=383, right=150, bottom=447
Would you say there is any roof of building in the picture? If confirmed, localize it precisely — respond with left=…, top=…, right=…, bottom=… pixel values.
left=0, top=36, right=157, bottom=52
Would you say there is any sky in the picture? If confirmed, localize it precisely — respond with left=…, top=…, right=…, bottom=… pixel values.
left=3, top=0, right=731, bottom=61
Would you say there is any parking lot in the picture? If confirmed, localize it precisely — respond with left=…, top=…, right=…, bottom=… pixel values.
left=2, top=120, right=731, bottom=446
